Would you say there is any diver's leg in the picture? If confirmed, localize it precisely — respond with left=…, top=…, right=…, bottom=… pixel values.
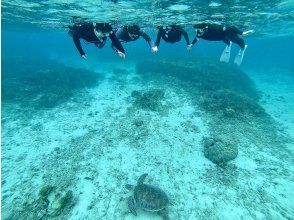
left=231, top=36, right=247, bottom=66
left=220, top=39, right=232, bottom=63
left=234, top=45, right=247, bottom=66
left=111, top=43, right=117, bottom=52
left=111, top=43, right=121, bottom=56
left=226, top=26, right=243, bottom=35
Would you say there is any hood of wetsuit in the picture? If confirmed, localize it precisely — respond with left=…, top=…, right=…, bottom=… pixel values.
left=94, top=23, right=112, bottom=34
left=126, top=25, right=140, bottom=35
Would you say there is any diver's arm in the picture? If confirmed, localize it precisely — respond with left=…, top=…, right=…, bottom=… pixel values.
left=181, top=29, right=190, bottom=45
left=114, top=27, right=125, bottom=40
left=187, top=36, right=199, bottom=51
left=140, top=30, right=154, bottom=48
left=191, top=36, right=199, bottom=46
left=73, top=34, right=86, bottom=57
left=109, top=31, right=126, bottom=57
left=154, top=29, right=162, bottom=47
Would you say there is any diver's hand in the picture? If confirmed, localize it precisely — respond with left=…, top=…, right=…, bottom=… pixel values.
left=151, top=46, right=158, bottom=52
left=118, top=51, right=126, bottom=59
left=187, top=44, right=193, bottom=51
left=82, top=54, right=87, bottom=59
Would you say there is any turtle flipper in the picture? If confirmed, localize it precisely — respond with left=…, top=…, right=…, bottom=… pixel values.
left=127, top=196, right=137, bottom=216
left=158, top=208, right=169, bottom=220
left=137, top=173, right=148, bottom=185
left=125, top=184, right=135, bottom=191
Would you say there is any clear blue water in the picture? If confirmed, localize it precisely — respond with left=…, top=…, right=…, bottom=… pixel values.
left=1, top=1, right=294, bottom=220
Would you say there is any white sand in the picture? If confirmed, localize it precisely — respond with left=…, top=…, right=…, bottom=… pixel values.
left=2, top=63, right=294, bottom=219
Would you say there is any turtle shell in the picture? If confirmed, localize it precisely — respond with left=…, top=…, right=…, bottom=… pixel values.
left=134, top=184, right=169, bottom=212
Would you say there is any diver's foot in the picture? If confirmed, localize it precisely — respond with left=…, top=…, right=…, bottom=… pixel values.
left=234, top=45, right=247, bottom=66
left=220, top=44, right=231, bottom=63
left=220, top=51, right=230, bottom=63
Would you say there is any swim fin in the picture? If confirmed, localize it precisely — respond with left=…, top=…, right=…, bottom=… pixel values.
left=220, top=42, right=232, bottom=63
left=234, top=45, right=248, bottom=66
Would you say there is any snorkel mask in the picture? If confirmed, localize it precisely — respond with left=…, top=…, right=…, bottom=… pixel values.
left=94, top=23, right=112, bottom=38
left=196, top=28, right=205, bottom=37
left=127, top=25, right=140, bottom=38
left=163, top=26, right=172, bottom=31
left=101, top=31, right=110, bottom=37
left=94, top=29, right=109, bottom=40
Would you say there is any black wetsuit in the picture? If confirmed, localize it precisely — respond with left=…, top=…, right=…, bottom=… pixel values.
left=114, top=27, right=154, bottom=48
left=155, top=26, right=190, bottom=47
left=192, top=24, right=245, bottom=49
left=69, top=22, right=125, bottom=56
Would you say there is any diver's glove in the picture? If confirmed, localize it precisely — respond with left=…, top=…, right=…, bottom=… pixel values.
left=187, top=44, right=193, bottom=51
left=151, top=46, right=158, bottom=52
left=118, top=51, right=126, bottom=59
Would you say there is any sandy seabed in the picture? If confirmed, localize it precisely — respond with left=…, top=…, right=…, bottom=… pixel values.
left=2, top=61, right=293, bottom=219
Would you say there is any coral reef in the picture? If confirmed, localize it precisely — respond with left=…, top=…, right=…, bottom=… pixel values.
left=36, top=186, right=75, bottom=219
left=136, top=57, right=265, bottom=120
left=199, top=89, right=265, bottom=117
left=2, top=57, right=102, bottom=109
left=3, top=185, right=76, bottom=220
left=203, top=137, right=238, bottom=166
left=137, top=57, right=260, bottom=100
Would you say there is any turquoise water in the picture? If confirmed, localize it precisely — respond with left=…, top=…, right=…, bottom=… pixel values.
left=1, top=1, right=294, bottom=219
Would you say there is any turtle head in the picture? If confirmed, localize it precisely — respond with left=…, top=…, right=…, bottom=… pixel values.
left=137, top=173, right=148, bottom=185
left=125, top=184, right=135, bottom=191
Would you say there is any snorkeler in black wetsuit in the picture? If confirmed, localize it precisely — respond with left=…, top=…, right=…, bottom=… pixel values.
left=188, top=23, right=254, bottom=65
left=68, top=22, right=125, bottom=59
left=153, top=25, right=191, bottom=52
left=114, top=25, right=155, bottom=52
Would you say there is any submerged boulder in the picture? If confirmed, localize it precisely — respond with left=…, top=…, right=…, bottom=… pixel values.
left=203, top=137, right=238, bottom=166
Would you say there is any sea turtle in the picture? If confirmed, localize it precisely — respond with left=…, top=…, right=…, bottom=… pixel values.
left=126, top=173, right=170, bottom=220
